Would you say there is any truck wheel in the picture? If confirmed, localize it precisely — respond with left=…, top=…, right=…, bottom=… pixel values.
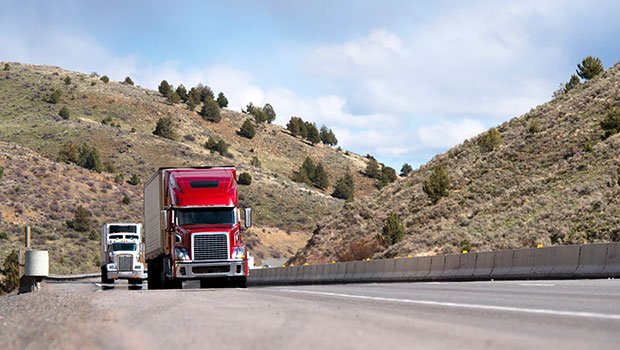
left=234, top=276, right=247, bottom=289
left=147, top=259, right=162, bottom=290
left=129, top=279, right=143, bottom=290
left=100, top=265, right=114, bottom=289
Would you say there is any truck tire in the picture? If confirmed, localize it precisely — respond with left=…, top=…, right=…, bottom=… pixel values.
left=147, top=259, right=162, bottom=290
left=234, top=276, right=247, bottom=289
left=101, top=265, right=114, bottom=289
left=129, top=279, right=143, bottom=290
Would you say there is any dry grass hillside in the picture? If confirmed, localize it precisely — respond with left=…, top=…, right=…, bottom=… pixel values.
left=0, top=62, right=378, bottom=272
left=290, top=62, right=620, bottom=265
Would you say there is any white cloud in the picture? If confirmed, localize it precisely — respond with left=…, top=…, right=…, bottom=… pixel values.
left=417, top=119, right=486, bottom=149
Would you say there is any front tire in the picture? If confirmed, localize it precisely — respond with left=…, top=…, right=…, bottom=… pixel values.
left=101, top=265, right=114, bottom=289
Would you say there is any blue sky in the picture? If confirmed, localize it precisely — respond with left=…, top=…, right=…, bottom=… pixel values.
left=2, top=0, right=620, bottom=169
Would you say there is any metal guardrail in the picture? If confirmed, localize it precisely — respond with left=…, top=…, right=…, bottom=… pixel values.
left=46, top=273, right=101, bottom=282
left=248, top=242, right=620, bottom=286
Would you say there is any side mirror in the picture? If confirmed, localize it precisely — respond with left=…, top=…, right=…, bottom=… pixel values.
left=162, top=209, right=169, bottom=231
left=243, top=208, right=252, bottom=229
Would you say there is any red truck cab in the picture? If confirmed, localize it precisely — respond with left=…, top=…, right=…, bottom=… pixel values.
left=144, top=167, right=251, bottom=289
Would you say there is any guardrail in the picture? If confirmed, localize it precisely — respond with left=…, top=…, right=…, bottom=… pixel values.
left=248, top=242, right=620, bottom=286
left=46, top=273, right=101, bottom=282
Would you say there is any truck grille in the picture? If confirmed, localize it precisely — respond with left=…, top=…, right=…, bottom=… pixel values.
left=117, top=255, right=133, bottom=271
left=193, top=234, right=228, bottom=260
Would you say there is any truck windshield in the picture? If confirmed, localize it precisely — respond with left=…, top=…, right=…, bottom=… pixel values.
left=177, top=208, right=236, bottom=225
left=110, top=243, right=137, bottom=251
left=109, top=225, right=137, bottom=233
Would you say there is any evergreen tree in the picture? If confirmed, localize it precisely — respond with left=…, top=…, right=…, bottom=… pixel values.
left=365, top=158, right=380, bottom=178
left=78, top=143, right=104, bottom=173
left=64, top=76, right=72, bottom=85
left=175, top=84, right=188, bottom=102
left=124, top=76, right=134, bottom=85
left=238, top=172, right=252, bottom=185
left=196, top=83, right=214, bottom=102
left=331, top=171, right=355, bottom=201
left=216, top=92, right=229, bottom=108
left=564, top=74, right=581, bottom=92
left=239, top=119, right=256, bottom=139
left=58, top=106, right=70, bottom=119
left=478, top=128, right=502, bottom=152
left=153, top=116, right=177, bottom=140
left=49, top=89, right=61, bottom=104
left=201, top=98, right=221, bottom=122
left=57, top=141, right=80, bottom=164
left=378, top=166, right=397, bottom=189
left=400, top=163, right=413, bottom=176
left=577, top=56, right=604, bottom=81
left=423, top=165, right=450, bottom=204
left=187, top=99, right=196, bottom=111
left=287, top=117, right=307, bottom=137
left=188, top=87, right=201, bottom=106
left=312, top=162, right=330, bottom=190
left=167, top=91, right=181, bottom=104
left=67, top=205, right=92, bottom=232
left=305, top=122, right=320, bottom=144
left=3, top=63, right=10, bottom=71
left=100, top=75, right=109, bottom=83
left=382, top=212, right=404, bottom=245
left=159, top=80, right=172, bottom=97
left=262, top=103, right=276, bottom=123
left=601, top=107, right=620, bottom=139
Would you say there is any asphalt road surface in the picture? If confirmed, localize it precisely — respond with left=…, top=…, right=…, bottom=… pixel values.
left=1, top=279, right=619, bottom=349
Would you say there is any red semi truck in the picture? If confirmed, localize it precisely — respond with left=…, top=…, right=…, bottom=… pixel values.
left=144, top=167, right=252, bottom=289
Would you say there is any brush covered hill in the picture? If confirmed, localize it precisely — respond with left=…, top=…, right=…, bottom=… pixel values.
left=290, top=62, right=620, bottom=265
left=0, top=62, right=378, bottom=273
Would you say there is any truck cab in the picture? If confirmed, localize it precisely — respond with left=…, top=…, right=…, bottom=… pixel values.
left=100, top=223, right=146, bottom=289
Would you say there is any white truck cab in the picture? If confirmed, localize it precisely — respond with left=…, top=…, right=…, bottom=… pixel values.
left=100, top=223, right=146, bottom=289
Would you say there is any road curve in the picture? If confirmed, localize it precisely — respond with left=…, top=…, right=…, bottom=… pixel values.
left=1, top=279, right=619, bottom=349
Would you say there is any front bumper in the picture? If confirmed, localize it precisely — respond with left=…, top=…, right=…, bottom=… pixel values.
left=106, top=269, right=146, bottom=280
left=175, top=260, right=246, bottom=279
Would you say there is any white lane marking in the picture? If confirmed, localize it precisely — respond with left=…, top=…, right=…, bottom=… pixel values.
left=275, top=289, right=620, bottom=321
left=519, top=283, right=556, bottom=287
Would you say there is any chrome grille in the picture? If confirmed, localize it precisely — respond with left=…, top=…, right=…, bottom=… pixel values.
left=117, top=255, right=133, bottom=271
left=193, top=234, right=228, bottom=260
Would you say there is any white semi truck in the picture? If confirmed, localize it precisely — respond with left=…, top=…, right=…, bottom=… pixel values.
left=100, top=223, right=146, bottom=289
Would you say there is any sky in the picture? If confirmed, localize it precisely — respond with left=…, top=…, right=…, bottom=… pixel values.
left=2, top=0, right=620, bottom=170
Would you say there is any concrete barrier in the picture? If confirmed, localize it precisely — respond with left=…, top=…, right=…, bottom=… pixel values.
left=441, top=254, right=461, bottom=280
left=323, top=263, right=339, bottom=283
left=490, top=250, right=514, bottom=279
left=349, top=261, right=367, bottom=283
left=344, top=261, right=357, bottom=282
left=428, top=255, right=446, bottom=280
left=575, top=243, right=607, bottom=277
left=335, top=261, right=349, bottom=281
left=455, top=253, right=477, bottom=280
left=411, top=256, right=431, bottom=280
left=550, top=245, right=580, bottom=278
left=532, top=247, right=557, bottom=278
left=602, top=242, right=620, bottom=277
left=509, top=248, right=536, bottom=279
left=472, top=251, right=494, bottom=279
left=380, top=259, right=396, bottom=281
left=390, top=258, right=409, bottom=281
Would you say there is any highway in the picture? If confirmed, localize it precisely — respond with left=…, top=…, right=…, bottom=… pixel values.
left=1, top=279, right=619, bottom=349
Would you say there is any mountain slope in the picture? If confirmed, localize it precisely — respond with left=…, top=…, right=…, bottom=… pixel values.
left=290, top=62, right=620, bottom=264
left=0, top=62, right=378, bottom=272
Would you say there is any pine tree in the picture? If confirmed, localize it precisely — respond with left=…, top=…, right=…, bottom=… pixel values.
left=153, top=116, right=177, bottom=140
left=423, top=165, right=450, bottom=204
left=564, top=74, right=581, bottom=92
left=262, top=103, right=276, bottom=123
left=48, top=89, right=61, bottom=104
left=67, top=205, right=92, bottom=232
left=58, top=106, right=70, bottom=119
left=201, top=98, right=221, bottom=122
left=287, top=117, right=306, bottom=137
left=176, top=84, right=188, bottom=102
left=305, top=123, right=320, bottom=144
left=167, top=91, right=181, bottom=104
left=577, top=56, right=604, bottom=81
left=124, top=76, right=134, bottom=85
left=382, top=212, right=404, bottom=245
left=478, top=128, right=502, bottom=152
left=64, top=76, right=72, bottom=85
left=312, top=162, right=329, bottom=189
left=365, top=158, right=380, bottom=178
left=239, top=119, right=256, bottom=139
left=216, top=92, right=229, bottom=108
left=159, top=80, right=172, bottom=97
left=400, top=163, right=413, bottom=176
left=100, top=75, right=109, bottom=83
left=78, top=143, right=104, bottom=173
left=331, top=171, right=355, bottom=201
left=238, top=172, right=252, bottom=185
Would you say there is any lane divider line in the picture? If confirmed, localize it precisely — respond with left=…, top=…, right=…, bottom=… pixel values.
left=273, top=289, right=620, bottom=321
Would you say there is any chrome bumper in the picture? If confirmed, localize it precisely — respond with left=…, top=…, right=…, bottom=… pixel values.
left=175, top=260, right=245, bottom=279
left=107, top=270, right=146, bottom=280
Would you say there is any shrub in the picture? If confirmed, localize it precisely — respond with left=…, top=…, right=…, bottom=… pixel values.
left=0, top=231, right=8, bottom=240
left=153, top=116, right=177, bottom=140
left=331, top=171, right=355, bottom=201
left=78, top=143, right=104, bottom=172
left=238, top=172, right=252, bottom=185
left=239, top=119, right=256, bottom=139
left=312, top=162, right=329, bottom=190
left=88, top=230, right=98, bottom=241
left=204, top=137, right=229, bottom=156
left=1, top=250, right=19, bottom=294
left=100, top=75, right=110, bottom=83
left=67, top=205, right=92, bottom=232
left=0, top=166, right=4, bottom=179
left=564, top=74, right=581, bottom=92
left=195, top=84, right=214, bottom=102
left=128, top=173, right=140, bottom=186
left=528, top=120, right=540, bottom=134
left=64, top=76, right=71, bottom=85
left=158, top=80, right=172, bottom=96
left=287, top=116, right=307, bottom=137
left=583, top=140, right=594, bottom=153
left=251, top=156, right=261, bottom=167
left=114, top=174, right=124, bottom=184
left=577, top=56, right=604, bottom=81
left=319, top=125, right=338, bottom=146
left=57, top=141, right=80, bottom=164
left=201, top=98, right=221, bottom=122
left=187, top=99, right=196, bottom=111
left=3, top=63, right=9, bottom=71
left=378, top=166, right=397, bottom=189
left=423, top=165, right=450, bottom=204
left=365, top=158, right=381, bottom=178
left=292, top=157, right=315, bottom=185
left=216, top=92, right=229, bottom=108
left=382, top=212, right=404, bottom=245
left=478, top=127, right=502, bottom=152
left=58, top=106, right=70, bottom=119
left=188, top=87, right=201, bottom=106
left=601, top=107, right=620, bottom=139
left=400, top=163, right=413, bottom=177
left=48, top=89, right=61, bottom=104
left=124, top=76, right=134, bottom=85
left=246, top=102, right=276, bottom=123
left=122, top=194, right=131, bottom=205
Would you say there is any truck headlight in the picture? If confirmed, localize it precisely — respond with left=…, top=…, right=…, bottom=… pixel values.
left=232, top=245, right=246, bottom=260
left=175, top=247, right=190, bottom=261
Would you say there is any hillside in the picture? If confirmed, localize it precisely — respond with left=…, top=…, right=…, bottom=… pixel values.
left=0, top=62, right=378, bottom=273
left=290, top=62, right=620, bottom=264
